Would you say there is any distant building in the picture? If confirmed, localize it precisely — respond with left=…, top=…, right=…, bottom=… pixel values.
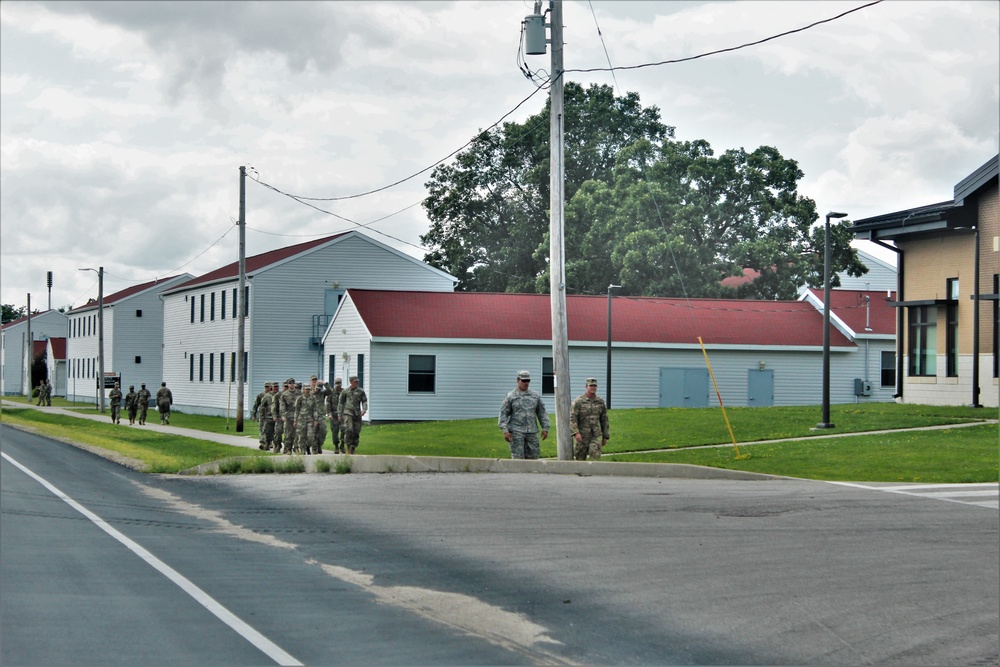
left=852, top=154, right=998, bottom=407
left=0, top=309, right=68, bottom=396
left=160, top=230, right=456, bottom=417
left=46, top=337, right=67, bottom=398
left=322, top=289, right=888, bottom=424
left=65, top=274, right=193, bottom=403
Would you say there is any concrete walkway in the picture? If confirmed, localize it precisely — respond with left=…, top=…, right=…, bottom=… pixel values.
left=3, top=400, right=996, bottom=479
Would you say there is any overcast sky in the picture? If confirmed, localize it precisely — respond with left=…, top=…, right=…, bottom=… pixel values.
left=2, top=0, right=997, bottom=312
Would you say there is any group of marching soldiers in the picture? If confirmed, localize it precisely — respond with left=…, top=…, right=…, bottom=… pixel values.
left=251, top=374, right=368, bottom=455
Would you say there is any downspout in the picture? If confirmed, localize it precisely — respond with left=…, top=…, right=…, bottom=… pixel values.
left=873, top=239, right=903, bottom=400
left=971, top=222, right=982, bottom=407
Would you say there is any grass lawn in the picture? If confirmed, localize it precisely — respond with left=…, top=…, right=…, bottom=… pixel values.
left=2, top=401, right=996, bottom=481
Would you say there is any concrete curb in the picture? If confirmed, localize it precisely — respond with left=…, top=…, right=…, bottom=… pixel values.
left=181, top=453, right=785, bottom=480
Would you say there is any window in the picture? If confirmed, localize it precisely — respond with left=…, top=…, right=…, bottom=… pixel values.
left=408, top=355, right=436, bottom=393
left=191, top=296, right=195, bottom=323
left=541, top=357, right=555, bottom=395
left=200, top=294, right=205, bottom=322
left=136, top=309, right=143, bottom=317
left=199, top=353, right=204, bottom=382
left=190, top=354, right=195, bottom=382
left=134, top=356, right=141, bottom=364
left=221, top=290, right=226, bottom=320
left=209, top=353, right=214, bottom=381
left=946, top=278, right=959, bottom=377
left=880, top=350, right=896, bottom=388
left=243, top=286, right=250, bottom=318
left=357, top=354, right=365, bottom=388
left=907, top=306, right=936, bottom=377
left=230, top=352, right=236, bottom=383
left=242, top=352, right=248, bottom=382
left=210, top=292, right=215, bottom=321
left=220, top=352, right=225, bottom=383
left=232, top=288, right=237, bottom=318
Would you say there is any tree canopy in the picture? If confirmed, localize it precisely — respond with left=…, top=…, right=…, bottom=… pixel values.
left=421, top=83, right=865, bottom=299
left=2, top=304, right=26, bottom=324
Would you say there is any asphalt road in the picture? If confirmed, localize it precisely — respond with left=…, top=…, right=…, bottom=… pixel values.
left=2, top=424, right=997, bottom=666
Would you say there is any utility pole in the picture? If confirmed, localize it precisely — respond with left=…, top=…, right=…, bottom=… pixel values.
left=24, top=293, right=31, bottom=397
left=548, top=1, right=572, bottom=460
left=236, top=166, right=247, bottom=432
left=97, top=267, right=105, bottom=413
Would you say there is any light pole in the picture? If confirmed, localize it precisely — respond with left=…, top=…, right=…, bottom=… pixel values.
left=818, top=212, right=847, bottom=429
left=606, top=284, right=621, bottom=408
left=79, top=267, right=105, bottom=413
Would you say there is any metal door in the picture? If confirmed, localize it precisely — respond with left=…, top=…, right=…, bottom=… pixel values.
left=747, top=369, right=774, bottom=407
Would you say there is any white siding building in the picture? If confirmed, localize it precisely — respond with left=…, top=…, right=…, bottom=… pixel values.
left=323, top=289, right=891, bottom=424
left=0, top=310, right=68, bottom=396
left=65, top=274, right=193, bottom=403
left=46, top=337, right=67, bottom=398
left=160, top=231, right=456, bottom=417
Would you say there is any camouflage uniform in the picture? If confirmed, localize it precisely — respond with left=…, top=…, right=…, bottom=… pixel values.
left=570, top=379, right=610, bottom=461
left=36, top=382, right=45, bottom=405
left=257, top=383, right=276, bottom=450
left=276, top=380, right=300, bottom=454
left=136, top=384, right=151, bottom=425
left=109, top=384, right=123, bottom=424
left=337, top=377, right=368, bottom=454
left=272, top=381, right=290, bottom=452
left=124, top=386, right=138, bottom=425
left=44, top=380, right=52, bottom=406
left=294, top=387, right=321, bottom=454
left=156, top=383, right=173, bottom=424
left=309, top=376, right=330, bottom=454
left=251, top=384, right=267, bottom=447
left=326, top=378, right=345, bottom=453
left=498, top=371, right=550, bottom=460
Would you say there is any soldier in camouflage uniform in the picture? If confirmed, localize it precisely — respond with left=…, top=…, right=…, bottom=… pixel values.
left=337, top=376, right=368, bottom=455
left=294, top=384, right=321, bottom=454
left=251, top=382, right=267, bottom=424
left=125, top=385, right=138, bottom=425
left=136, top=383, right=151, bottom=425
left=326, top=377, right=345, bottom=453
left=44, top=379, right=52, bottom=406
left=275, top=378, right=299, bottom=454
left=256, top=382, right=276, bottom=451
left=309, top=375, right=330, bottom=454
left=156, top=382, right=173, bottom=425
left=570, top=377, right=610, bottom=461
left=272, top=379, right=289, bottom=452
left=109, top=382, right=123, bottom=424
left=498, top=370, right=550, bottom=460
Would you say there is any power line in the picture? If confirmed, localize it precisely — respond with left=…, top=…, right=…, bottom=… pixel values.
left=567, top=0, right=883, bottom=75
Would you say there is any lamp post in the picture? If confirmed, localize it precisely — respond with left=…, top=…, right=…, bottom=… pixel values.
left=79, top=267, right=105, bottom=413
left=606, top=284, right=622, bottom=408
left=817, top=212, right=847, bottom=429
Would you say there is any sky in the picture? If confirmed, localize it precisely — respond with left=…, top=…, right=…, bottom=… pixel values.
left=1, top=0, right=997, bottom=313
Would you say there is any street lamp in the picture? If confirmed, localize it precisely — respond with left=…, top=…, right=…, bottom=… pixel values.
left=606, top=284, right=622, bottom=408
left=79, top=267, right=105, bottom=413
left=817, top=212, right=847, bottom=429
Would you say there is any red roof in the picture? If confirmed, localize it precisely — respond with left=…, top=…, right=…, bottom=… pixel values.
left=720, top=267, right=761, bottom=288
left=32, top=340, right=47, bottom=357
left=168, top=233, right=349, bottom=291
left=347, top=290, right=854, bottom=347
left=69, top=275, right=188, bottom=313
left=805, top=288, right=896, bottom=335
left=48, top=337, right=67, bottom=359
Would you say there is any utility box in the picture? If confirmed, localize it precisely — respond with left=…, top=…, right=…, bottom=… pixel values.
left=524, top=14, right=547, bottom=55
left=854, top=378, right=872, bottom=396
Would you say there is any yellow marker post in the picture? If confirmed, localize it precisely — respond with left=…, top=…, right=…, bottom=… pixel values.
left=698, top=336, right=748, bottom=460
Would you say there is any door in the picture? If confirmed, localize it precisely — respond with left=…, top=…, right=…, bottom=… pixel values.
left=659, top=368, right=709, bottom=408
left=747, top=369, right=774, bottom=407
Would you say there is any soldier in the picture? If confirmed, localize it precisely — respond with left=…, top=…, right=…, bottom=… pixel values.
left=156, top=382, right=173, bottom=425
left=124, top=385, right=138, bottom=425
left=109, top=382, right=123, bottom=424
left=337, top=376, right=368, bottom=455
left=251, top=381, right=267, bottom=446
left=272, top=379, right=289, bottom=452
left=36, top=380, right=45, bottom=406
left=276, top=378, right=299, bottom=454
left=326, top=377, right=344, bottom=454
left=294, top=384, right=321, bottom=454
left=44, top=379, right=52, bottom=406
left=136, top=383, right=151, bottom=425
left=498, top=370, right=550, bottom=460
left=257, top=382, right=276, bottom=451
left=309, top=375, right=330, bottom=454
left=570, top=377, right=610, bottom=461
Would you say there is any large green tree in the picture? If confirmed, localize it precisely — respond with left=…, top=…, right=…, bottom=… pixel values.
left=2, top=304, right=26, bottom=324
left=421, top=84, right=864, bottom=298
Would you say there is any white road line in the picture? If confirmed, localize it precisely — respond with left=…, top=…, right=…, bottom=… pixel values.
left=828, top=481, right=999, bottom=510
left=1, top=451, right=303, bottom=667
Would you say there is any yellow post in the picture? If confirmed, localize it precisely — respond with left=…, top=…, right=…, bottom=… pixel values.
left=698, top=337, right=747, bottom=460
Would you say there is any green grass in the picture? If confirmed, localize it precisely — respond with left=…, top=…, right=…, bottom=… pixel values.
left=605, top=424, right=999, bottom=483
left=2, top=401, right=997, bottom=482
left=1, top=408, right=267, bottom=473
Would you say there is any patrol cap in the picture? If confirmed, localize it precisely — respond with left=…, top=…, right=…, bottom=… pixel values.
left=309, top=374, right=318, bottom=381
left=295, top=382, right=303, bottom=389
left=586, top=378, right=598, bottom=386
left=349, top=375, right=358, bottom=382
left=129, top=385, right=134, bottom=390
left=517, top=370, right=531, bottom=380
left=141, top=383, right=146, bottom=387
left=334, top=377, right=342, bottom=384
left=303, top=384, right=312, bottom=391
left=286, top=377, right=295, bottom=385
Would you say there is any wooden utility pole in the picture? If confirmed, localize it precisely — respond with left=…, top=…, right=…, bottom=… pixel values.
left=548, top=0, right=571, bottom=460
left=97, top=267, right=105, bottom=413
left=236, top=166, right=247, bottom=432
left=24, top=293, right=31, bottom=397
